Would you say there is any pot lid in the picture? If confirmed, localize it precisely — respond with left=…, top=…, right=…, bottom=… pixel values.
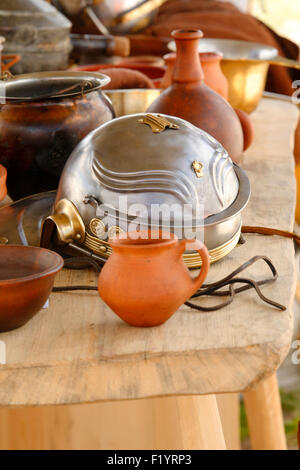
left=0, top=71, right=110, bottom=101
left=0, top=0, right=71, bottom=29
left=0, top=191, right=55, bottom=247
left=89, top=113, right=240, bottom=220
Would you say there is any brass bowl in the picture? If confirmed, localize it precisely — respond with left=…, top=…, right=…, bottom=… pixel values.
left=104, top=89, right=161, bottom=116
left=169, top=38, right=300, bottom=113
left=220, top=59, right=270, bottom=113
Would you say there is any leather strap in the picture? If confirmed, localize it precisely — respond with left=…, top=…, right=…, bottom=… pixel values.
left=242, top=225, right=300, bottom=246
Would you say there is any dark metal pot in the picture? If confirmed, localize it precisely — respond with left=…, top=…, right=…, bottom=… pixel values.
left=0, top=71, right=114, bottom=200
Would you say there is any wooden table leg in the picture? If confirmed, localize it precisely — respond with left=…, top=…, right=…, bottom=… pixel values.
left=0, top=395, right=227, bottom=450
left=243, top=374, right=287, bottom=450
left=173, top=395, right=227, bottom=450
left=217, top=394, right=241, bottom=450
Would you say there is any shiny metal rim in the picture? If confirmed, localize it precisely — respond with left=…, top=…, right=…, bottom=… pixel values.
left=168, top=38, right=278, bottom=61
left=83, top=227, right=241, bottom=268
left=0, top=71, right=111, bottom=101
left=184, top=229, right=241, bottom=268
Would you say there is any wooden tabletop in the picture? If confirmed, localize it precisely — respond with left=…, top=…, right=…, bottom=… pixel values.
left=0, top=97, right=298, bottom=407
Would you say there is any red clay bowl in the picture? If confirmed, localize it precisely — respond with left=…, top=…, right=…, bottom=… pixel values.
left=75, top=63, right=165, bottom=80
left=0, top=245, right=63, bottom=332
left=0, top=164, right=7, bottom=202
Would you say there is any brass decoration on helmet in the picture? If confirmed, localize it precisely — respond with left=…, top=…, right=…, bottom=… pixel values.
left=90, top=218, right=106, bottom=238
left=138, top=114, right=179, bottom=133
left=107, top=226, right=125, bottom=238
left=83, top=227, right=241, bottom=268
left=0, top=70, right=14, bottom=81
left=184, top=229, right=241, bottom=267
left=192, top=161, right=204, bottom=178
left=84, top=232, right=111, bottom=256
left=41, top=199, right=85, bottom=247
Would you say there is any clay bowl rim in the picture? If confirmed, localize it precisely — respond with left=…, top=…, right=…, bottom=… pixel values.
left=0, top=245, right=64, bottom=286
left=74, top=63, right=165, bottom=79
left=104, top=88, right=161, bottom=94
left=118, top=56, right=164, bottom=66
left=109, top=230, right=179, bottom=249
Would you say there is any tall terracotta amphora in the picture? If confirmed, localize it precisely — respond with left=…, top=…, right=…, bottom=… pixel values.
left=148, top=29, right=245, bottom=164
left=98, top=231, right=210, bottom=327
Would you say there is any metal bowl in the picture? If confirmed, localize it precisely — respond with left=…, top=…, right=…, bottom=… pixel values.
left=169, top=38, right=300, bottom=113
left=104, top=89, right=161, bottom=116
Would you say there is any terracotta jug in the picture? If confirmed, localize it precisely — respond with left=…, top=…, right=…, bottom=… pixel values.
left=98, top=231, right=210, bottom=327
left=200, top=53, right=254, bottom=151
left=160, top=50, right=253, bottom=151
left=148, top=29, right=245, bottom=164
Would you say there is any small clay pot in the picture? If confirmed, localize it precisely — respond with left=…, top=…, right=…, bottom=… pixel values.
left=0, top=164, right=7, bottom=202
left=98, top=231, right=210, bottom=327
left=161, top=51, right=228, bottom=100
left=199, top=52, right=228, bottom=100
left=147, top=29, right=245, bottom=164
left=0, top=245, right=63, bottom=332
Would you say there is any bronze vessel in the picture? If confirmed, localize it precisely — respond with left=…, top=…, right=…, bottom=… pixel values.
left=0, top=71, right=114, bottom=200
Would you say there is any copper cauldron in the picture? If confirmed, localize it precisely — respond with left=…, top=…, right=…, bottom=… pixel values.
left=0, top=71, right=114, bottom=200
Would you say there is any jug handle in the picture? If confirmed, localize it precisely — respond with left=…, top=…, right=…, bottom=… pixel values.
left=179, top=239, right=210, bottom=293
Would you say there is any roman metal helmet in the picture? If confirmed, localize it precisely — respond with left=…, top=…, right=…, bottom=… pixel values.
left=41, top=113, right=250, bottom=267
